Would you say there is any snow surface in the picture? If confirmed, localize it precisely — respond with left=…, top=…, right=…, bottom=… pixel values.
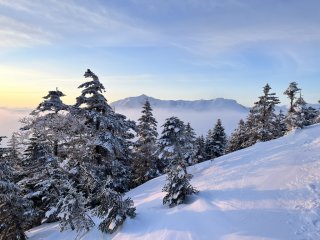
left=27, top=124, right=320, bottom=240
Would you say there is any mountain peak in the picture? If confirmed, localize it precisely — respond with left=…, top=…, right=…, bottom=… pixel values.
left=111, top=95, right=248, bottom=112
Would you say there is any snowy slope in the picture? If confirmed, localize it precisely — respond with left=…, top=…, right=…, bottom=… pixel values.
left=111, top=95, right=249, bottom=135
left=27, top=124, right=320, bottom=240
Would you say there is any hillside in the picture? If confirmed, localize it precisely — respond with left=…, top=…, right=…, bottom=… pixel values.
left=111, top=95, right=249, bottom=135
left=27, top=124, right=320, bottom=240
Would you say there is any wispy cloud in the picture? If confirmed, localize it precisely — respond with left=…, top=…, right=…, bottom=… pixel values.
left=0, top=15, right=52, bottom=48
left=2, top=0, right=320, bottom=56
left=0, top=0, right=160, bottom=48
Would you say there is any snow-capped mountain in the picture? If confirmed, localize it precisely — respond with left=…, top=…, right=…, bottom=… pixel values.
left=110, top=95, right=249, bottom=135
left=111, top=94, right=248, bottom=112
left=27, top=124, right=320, bottom=240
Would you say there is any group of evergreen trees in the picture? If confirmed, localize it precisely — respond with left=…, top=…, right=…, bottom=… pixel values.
left=1, top=70, right=319, bottom=240
left=1, top=70, right=138, bottom=238
left=0, top=70, right=196, bottom=238
left=226, top=82, right=320, bottom=153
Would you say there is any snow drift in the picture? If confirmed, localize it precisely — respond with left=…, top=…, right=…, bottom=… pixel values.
left=27, top=124, right=320, bottom=240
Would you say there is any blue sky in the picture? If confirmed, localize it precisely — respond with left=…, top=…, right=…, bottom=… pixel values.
left=1, top=0, right=320, bottom=108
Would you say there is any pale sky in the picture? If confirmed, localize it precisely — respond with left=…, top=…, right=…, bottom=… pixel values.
left=1, top=0, right=320, bottom=109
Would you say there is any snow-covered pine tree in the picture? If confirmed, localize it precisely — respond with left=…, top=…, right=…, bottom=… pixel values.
left=273, top=110, right=287, bottom=138
left=252, top=84, right=280, bottom=142
left=283, top=82, right=300, bottom=113
left=18, top=131, right=57, bottom=226
left=159, top=117, right=198, bottom=207
left=304, top=106, right=319, bottom=126
left=184, top=123, right=196, bottom=165
left=132, top=99, right=159, bottom=186
left=205, top=119, right=227, bottom=160
left=31, top=88, right=67, bottom=156
left=194, top=135, right=207, bottom=163
left=158, top=117, right=187, bottom=172
left=0, top=137, right=30, bottom=240
left=57, top=180, right=94, bottom=233
left=244, top=84, right=280, bottom=145
left=75, top=69, right=136, bottom=193
left=285, top=94, right=308, bottom=130
left=32, top=88, right=67, bottom=115
left=93, top=180, right=136, bottom=234
left=204, top=129, right=212, bottom=158
left=7, top=133, right=20, bottom=167
left=225, top=119, right=248, bottom=153
left=162, top=164, right=198, bottom=207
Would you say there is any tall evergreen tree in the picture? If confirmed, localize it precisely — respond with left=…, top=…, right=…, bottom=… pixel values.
left=158, top=117, right=187, bottom=172
left=273, top=110, right=287, bottom=138
left=31, top=88, right=67, bottom=156
left=0, top=137, right=30, bottom=240
left=75, top=69, right=136, bottom=193
left=159, top=117, right=198, bottom=207
left=205, top=119, right=227, bottom=159
left=225, top=119, right=248, bottom=153
left=304, top=106, right=319, bottom=126
left=18, top=131, right=57, bottom=226
left=68, top=69, right=137, bottom=232
left=194, top=135, right=207, bottom=163
left=184, top=122, right=196, bottom=165
left=133, top=99, right=159, bottom=186
left=253, top=84, right=280, bottom=142
left=283, top=82, right=300, bottom=113
left=285, top=94, right=308, bottom=130
left=244, top=84, right=280, bottom=145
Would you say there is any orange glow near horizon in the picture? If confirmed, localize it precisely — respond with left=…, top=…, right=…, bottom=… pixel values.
left=0, top=66, right=127, bottom=109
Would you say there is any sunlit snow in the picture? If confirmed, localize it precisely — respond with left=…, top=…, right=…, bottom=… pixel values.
left=27, top=124, right=320, bottom=240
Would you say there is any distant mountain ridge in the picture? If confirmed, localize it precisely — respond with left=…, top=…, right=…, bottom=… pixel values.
left=110, top=95, right=319, bottom=136
left=110, top=94, right=248, bottom=112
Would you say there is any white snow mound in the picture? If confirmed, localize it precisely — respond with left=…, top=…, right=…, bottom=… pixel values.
left=27, top=124, right=320, bottom=240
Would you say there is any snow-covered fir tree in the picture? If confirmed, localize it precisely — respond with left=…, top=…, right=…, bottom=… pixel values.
left=283, top=82, right=300, bottom=113
left=75, top=69, right=136, bottom=193
left=162, top=164, right=198, bottom=207
left=158, top=117, right=187, bottom=172
left=243, top=84, right=280, bottom=146
left=132, top=99, right=159, bottom=187
left=7, top=133, right=20, bottom=167
left=93, top=180, right=136, bottom=234
left=273, top=110, right=287, bottom=138
left=32, top=88, right=67, bottom=115
left=252, top=84, right=280, bottom=142
left=159, top=117, right=198, bottom=207
left=31, top=88, right=68, bottom=156
left=194, top=135, right=207, bottom=163
left=18, top=130, right=61, bottom=226
left=0, top=137, right=30, bottom=240
left=184, top=122, right=196, bottom=165
left=225, top=119, right=248, bottom=153
left=57, top=180, right=95, bottom=233
left=205, top=119, right=227, bottom=160
left=304, top=106, right=319, bottom=126
left=285, top=94, right=308, bottom=130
